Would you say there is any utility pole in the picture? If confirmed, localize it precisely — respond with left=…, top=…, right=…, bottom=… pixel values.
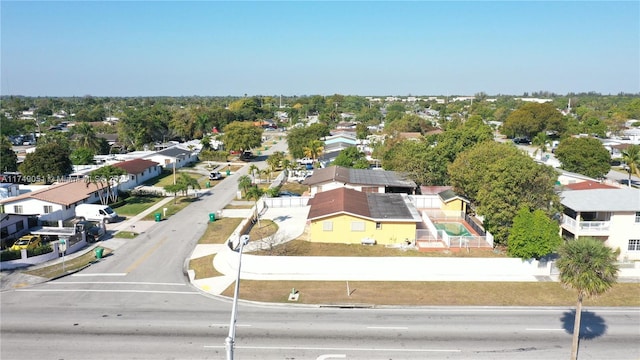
left=225, top=235, right=250, bottom=360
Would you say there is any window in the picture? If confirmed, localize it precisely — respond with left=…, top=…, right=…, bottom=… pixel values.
left=14, top=205, right=23, bottom=214
left=322, top=221, right=333, bottom=231
left=351, top=221, right=366, bottom=232
left=376, top=222, right=382, bottom=230
left=629, top=239, right=640, bottom=251
left=16, top=221, right=24, bottom=231
left=635, top=212, right=640, bottom=223
left=43, top=205, right=53, bottom=214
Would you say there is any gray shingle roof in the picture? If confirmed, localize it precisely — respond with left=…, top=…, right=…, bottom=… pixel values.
left=156, top=147, right=191, bottom=158
left=560, top=188, right=640, bottom=212
left=304, top=166, right=416, bottom=189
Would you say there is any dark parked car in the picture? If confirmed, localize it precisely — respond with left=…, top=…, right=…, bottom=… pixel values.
left=512, top=137, right=531, bottom=145
left=240, top=151, right=255, bottom=161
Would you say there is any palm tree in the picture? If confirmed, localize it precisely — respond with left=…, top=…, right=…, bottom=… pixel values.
left=237, top=175, right=252, bottom=197
left=201, top=134, right=212, bottom=151
left=245, top=185, right=264, bottom=226
left=248, top=164, right=259, bottom=184
left=303, top=139, right=324, bottom=163
left=556, top=238, right=619, bottom=360
left=177, top=173, right=201, bottom=196
left=261, top=168, right=271, bottom=183
left=73, top=122, right=101, bottom=152
left=532, top=132, right=549, bottom=160
left=620, top=144, right=640, bottom=187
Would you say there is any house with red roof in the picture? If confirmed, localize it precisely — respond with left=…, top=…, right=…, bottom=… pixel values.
left=113, top=158, right=161, bottom=190
left=0, top=180, right=107, bottom=225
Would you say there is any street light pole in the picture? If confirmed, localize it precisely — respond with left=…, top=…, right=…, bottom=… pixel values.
left=225, top=234, right=250, bottom=360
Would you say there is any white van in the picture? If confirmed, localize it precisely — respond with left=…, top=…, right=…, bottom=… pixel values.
left=75, top=204, right=118, bottom=223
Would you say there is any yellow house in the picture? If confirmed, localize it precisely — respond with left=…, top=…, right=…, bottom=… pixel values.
left=307, top=187, right=422, bottom=245
left=438, top=189, right=469, bottom=213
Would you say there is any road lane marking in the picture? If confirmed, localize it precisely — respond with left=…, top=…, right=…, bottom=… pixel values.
left=16, top=289, right=199, bottom=295
left=204, top=345, right=461, bottom=352
left=210, top=323, right=252, bottom=327
left=125, top=237, right=168, bottom=273
left=526, top=328, right=565, bottom=331
left=72, top=273, right=127, bottom=277
left=366, top=326, right=408, bottom=330
left=52, top=281, right=185, bottom=286
left=317, top=355, right=346, bottom=360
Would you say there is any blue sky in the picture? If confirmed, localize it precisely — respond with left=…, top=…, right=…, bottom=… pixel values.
left=1, top=1, right=638, bottom=96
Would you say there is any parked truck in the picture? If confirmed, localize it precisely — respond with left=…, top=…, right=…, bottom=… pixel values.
left=75, top=204, right=118, bottom=223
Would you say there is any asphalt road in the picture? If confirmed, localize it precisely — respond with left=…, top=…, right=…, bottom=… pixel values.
left=1, top=287, right=639, bottom=360
left=2, top=136, right=639, bottom=359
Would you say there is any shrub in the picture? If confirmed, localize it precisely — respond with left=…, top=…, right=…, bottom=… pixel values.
left=27, top=243, right=53, bottom=257
left=0, top=250, right=22, bottom=262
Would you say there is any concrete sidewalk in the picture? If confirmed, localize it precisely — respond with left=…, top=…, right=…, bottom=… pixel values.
left=108, top=195, right=176, bottom=233
left=189, top=206, right=310, bottom=294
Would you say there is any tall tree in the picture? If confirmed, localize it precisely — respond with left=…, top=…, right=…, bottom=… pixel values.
left=556, top=238, right=619, bottom=360
left=449, top=141, right=560, bottom=245
left=502, top=102, right=565, bottom=138
left=554, top=137, right=611, bottom=179
left=221, top=121, right=263, bottom=152
left=88, top=165, right=127, bottom=204
left=0, top=137, right=18, bottom=172
left=620, top=144, right=640, bottom=187
left=332, top=146, right=369, bottom=169
left=19, top=142, right=73, bottom=183
left=286, top=123, right=330, bottom=159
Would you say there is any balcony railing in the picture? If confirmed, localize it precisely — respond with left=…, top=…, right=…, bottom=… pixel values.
left=562, top=215, right=611, bottom=234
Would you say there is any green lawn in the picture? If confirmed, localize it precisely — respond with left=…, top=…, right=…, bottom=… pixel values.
left=112, top=195, right=164, bottom=217
left=153, top=171, right=206, bottom=188
left=142, top=196, right=201, bottom=221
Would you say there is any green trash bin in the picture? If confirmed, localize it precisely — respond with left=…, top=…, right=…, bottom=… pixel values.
left=226, top=169, right=231, bottom=176
left=209, top=213, right=215, bottom=222
left=155, top=213, right=161, bottom=222
left=94, top=247, right=104, bottom=259
left=206, top=181, right=211, bottom=188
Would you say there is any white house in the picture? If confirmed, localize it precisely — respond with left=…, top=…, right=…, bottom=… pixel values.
left=0, top=180, right=106, bottom=225
left=113, top=158, right=162, bottom=190
left=560, top=187, right=640, bottom=261
left=144, top=146, right=197, bottom=170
